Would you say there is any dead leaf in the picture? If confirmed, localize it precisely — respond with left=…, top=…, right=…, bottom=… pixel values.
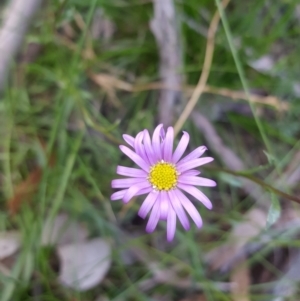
left=58, top=238, right=111, bottom=291
left=8, top=167, right=42, bottom=214
left=7, top=138, right=56, bottom=214
left=41, top=213, right=89, bottom=246
left=0, top=231, right=20, bottom=260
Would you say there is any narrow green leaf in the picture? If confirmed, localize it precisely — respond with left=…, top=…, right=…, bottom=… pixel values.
left=263, top=150, right=277, bottom=166
left=219, top=172, right=242, bottom=187
left=266, top=193, right=281, bottom=228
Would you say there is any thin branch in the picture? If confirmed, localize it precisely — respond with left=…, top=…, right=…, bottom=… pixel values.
left=88, top=73, right=288, bottom=110
left=0, top=0, right=44, bottom=90
left=208, top=166, right=300, bottom=205
left=173, top=0, right=231, bottom=135
left=150, top=0, right=183, bottom=126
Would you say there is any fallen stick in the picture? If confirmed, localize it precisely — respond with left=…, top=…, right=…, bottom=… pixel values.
left=150, top=0, right=183, bottom=126
left=0, top=0, right=43, bottom=90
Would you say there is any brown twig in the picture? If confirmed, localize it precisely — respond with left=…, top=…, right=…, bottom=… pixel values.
left=88, top=73, right=287, bottom=110
left=203, top=85, right=288, bottom=110
left=208, top=166, right=300, bottom=205
left=173, top=0, right=231, bottom=135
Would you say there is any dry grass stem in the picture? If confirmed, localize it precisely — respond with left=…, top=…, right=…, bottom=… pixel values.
left=173, top=0, right=231, bottom=135
left=88, top=74, right=287, bottom=110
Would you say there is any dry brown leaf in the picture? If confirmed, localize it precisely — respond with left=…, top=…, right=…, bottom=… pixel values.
left=7, top=168, right=42, bottom=214
left=7, top=138, right=55, bottom=214
left=58, top=238, right=111, bottom=291
left=230, top=256, right=250, bottom=301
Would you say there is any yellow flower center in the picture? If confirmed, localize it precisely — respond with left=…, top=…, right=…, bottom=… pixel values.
left=148, top=160, right=179, bottom=191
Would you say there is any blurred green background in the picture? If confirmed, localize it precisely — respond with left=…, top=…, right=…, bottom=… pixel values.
left=1, top=0, right=300, bottom=300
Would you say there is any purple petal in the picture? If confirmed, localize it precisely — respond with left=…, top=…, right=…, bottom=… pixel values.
left=123, top=182, right=151, bottom=203
left=163, top=127, right=174, bottom=162
left=111, top=187, right=151, bottom=201
left=177, top=157, right=214, bottom=173
left=177, top=184, right=212, bottom=209
left=159, top=191, right=169, bottom=220
left=175, top=189, right=202, bottom=228
left=134, top=131, right=150, bottom=164
left=143, top=130, right=156, bottom=165
left=178, top=146, right=207, bottom=164
left=119, top=145, right=149, bottom=172
left=111, top=178, right=146, bottom=188
left=138, top=190, right=159, bottom=219
left=172, top=131, right=189, bottom=163
left=152, top=124, right=163, bottom=161
left=168, top=190, right=190, bottom=230
left=134, top=131, right=144, bottom=154
left=160, top=127, right=166, bottom=139
left=117, top=166, right=147, bottom=178
left=111, top=189, right=127, bottom=201
left=137, top=187, right=153, bottom=195
left=123, top=134, right=135, bottom=147
left=167, top=207, right=176, bottom=241
left=178, top=176, right=217, bottom=187
left=182, top=170, right=201, bottom=176
left=146, top=198, right=161, bottom=233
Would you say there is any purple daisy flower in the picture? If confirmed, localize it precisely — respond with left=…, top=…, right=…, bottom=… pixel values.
left=111, top=124, right=216, bottom=241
